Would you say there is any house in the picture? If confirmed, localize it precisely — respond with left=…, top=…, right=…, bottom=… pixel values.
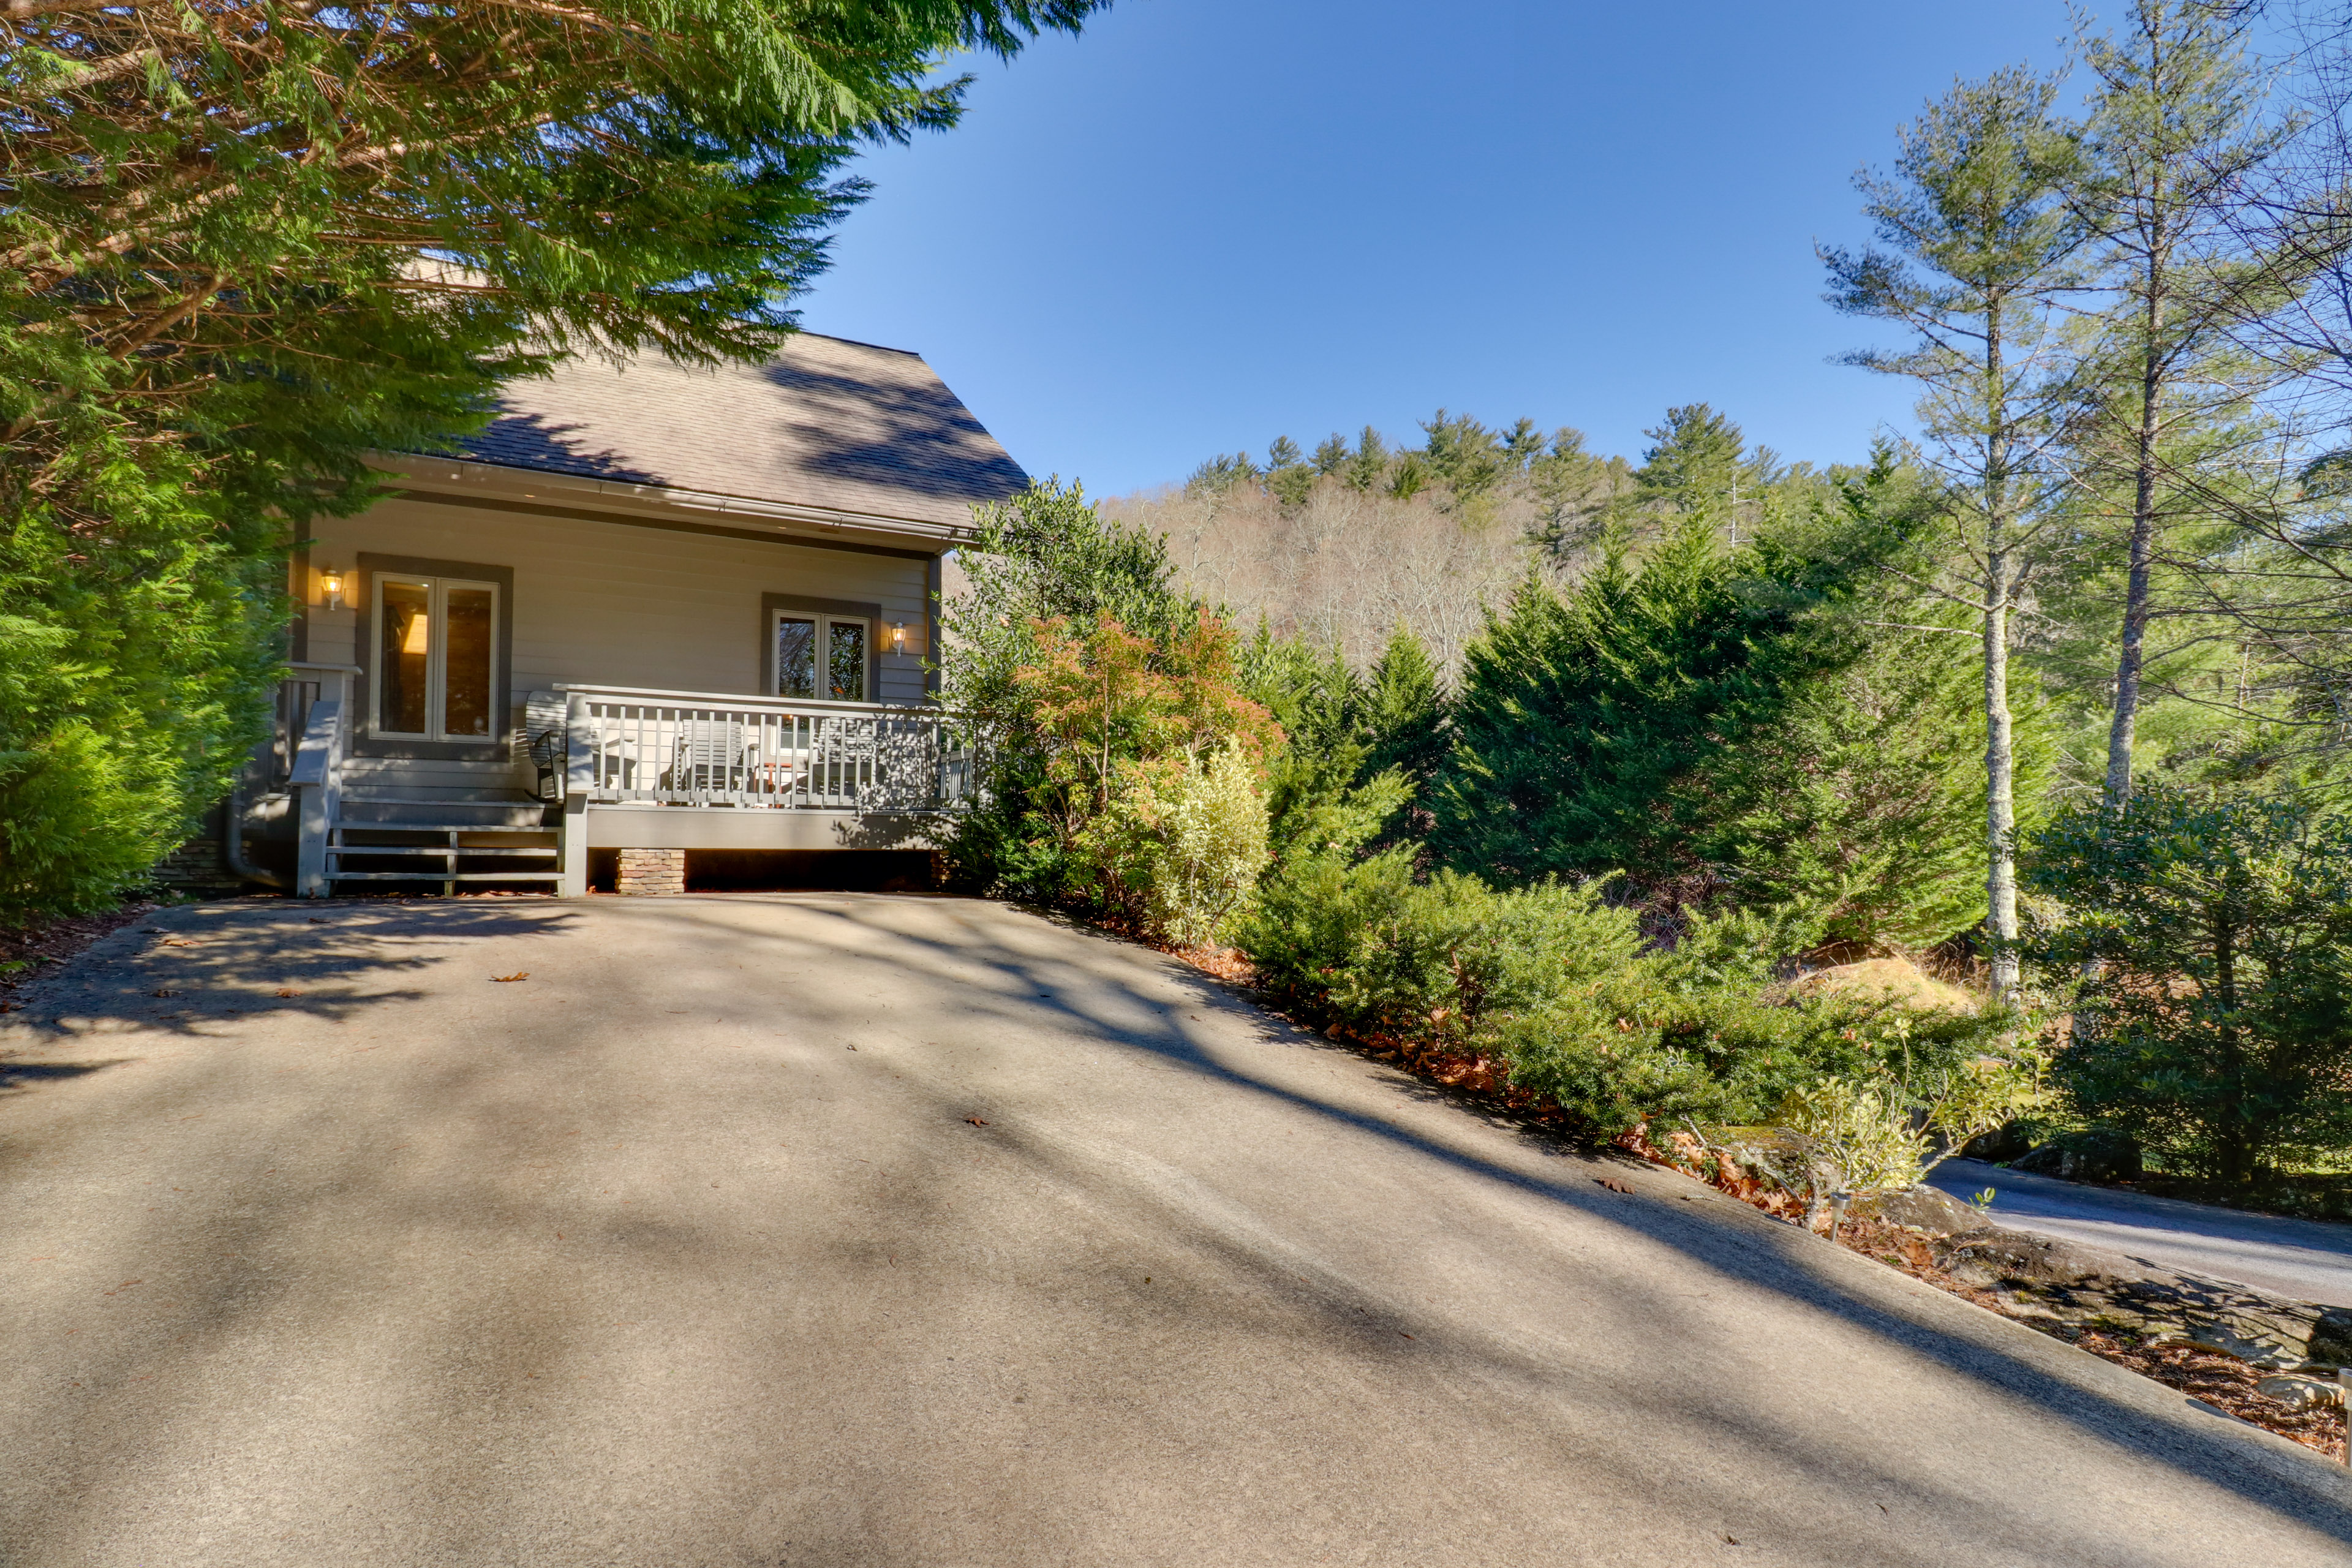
left=216, top=332, right=1027, bottom=896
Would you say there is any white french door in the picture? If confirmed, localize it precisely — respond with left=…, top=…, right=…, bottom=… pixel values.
left=375, top=574, right=499, bottom=739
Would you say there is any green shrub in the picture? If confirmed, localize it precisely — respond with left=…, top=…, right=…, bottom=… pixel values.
left=0, top=720, right=185, bottom=918
left=1245, top=845, right=2022, bottom=1142
left=1241, top=851, right=1638, bottom=1035
left=0, top=494, right=279, bottom=921
left=1077, top=743, right=1272, bottom=946
left=1238, top=842, right=1418, bottom=1009
left=2024, top=784, right=2352, bottom=1180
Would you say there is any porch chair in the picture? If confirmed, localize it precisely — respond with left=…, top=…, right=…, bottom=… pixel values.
left=661, top=718, right=751, bottom=796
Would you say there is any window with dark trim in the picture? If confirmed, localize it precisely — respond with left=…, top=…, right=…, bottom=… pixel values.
left=356, top=553, right=514, bottom=758
left=760, top=592, right=881, bottom=703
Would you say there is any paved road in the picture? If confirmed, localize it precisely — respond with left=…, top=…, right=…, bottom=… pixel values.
left=2, top=895, right=2348, bottom=1567
left=1926, top=1158, right=2352, bottom=1306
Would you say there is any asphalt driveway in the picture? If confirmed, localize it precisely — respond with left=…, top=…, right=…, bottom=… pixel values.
left=1926, top=1158, right=2352, bottom=1307
left=2, top=894, right=2348, bottom=1567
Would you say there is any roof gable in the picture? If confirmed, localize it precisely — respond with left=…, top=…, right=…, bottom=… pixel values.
left=454, top=333, right=1029, bottom=529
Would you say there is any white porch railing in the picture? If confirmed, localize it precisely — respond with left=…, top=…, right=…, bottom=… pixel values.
left=554, top=684, right=982, bottom=812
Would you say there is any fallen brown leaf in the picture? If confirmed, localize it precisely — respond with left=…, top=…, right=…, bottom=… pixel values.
left=149, top=989, right=177, bottom=998
left=491, top=972, right=529, bottom=982
left=964, top=1115, right=990, bottom=1126
left=274, top=988, right=301, bottom=998
left=1596, top=1177, right=1635, bottom=1194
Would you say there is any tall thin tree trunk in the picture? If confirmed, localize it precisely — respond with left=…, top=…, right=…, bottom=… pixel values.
left=2105, top=261, right=2168, bottom=802
left=1985, top=546, right=2021, bottom=1001
left=1984, top=311, right=2022, bottom=1003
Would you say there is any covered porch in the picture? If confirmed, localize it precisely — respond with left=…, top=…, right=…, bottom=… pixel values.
left=271, top=676, right=981, bottom=897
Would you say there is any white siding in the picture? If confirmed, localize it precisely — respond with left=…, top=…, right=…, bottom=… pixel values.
left=304, top=496, right=933, bottom=702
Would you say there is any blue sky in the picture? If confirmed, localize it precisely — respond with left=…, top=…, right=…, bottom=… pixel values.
left=798, top=0, right=2081, bottom=494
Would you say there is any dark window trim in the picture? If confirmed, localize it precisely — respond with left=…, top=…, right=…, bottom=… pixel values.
left=761, top=592, right=881, bottom=703
left=290, top=537, right=311, bottom=663
left=355, top=552, right=516, bottom=760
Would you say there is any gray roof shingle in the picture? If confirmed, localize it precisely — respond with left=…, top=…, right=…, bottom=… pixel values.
left=453, top=332, right=1030, bottom=529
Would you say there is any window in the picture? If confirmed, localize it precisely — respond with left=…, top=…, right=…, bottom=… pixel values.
left=374, top=573, right=499, bottom=740
left=774, top=610, right=869, bottom=701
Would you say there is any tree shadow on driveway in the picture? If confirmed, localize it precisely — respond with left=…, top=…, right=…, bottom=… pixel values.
left=734, top=892, right=2352, bottom=1550
left=7, top=891, right=2347, bottom=1566
left=0, top=899, right=578, bottom=1052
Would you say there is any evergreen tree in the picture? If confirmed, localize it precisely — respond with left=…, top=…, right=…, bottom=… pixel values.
left=1235, top=625, right=1367, bottom=853
left=1528, top=428, right=1637, bottom=562
left=1500, top=418, right=1550, bottom=471
left=2027, top=786, right=2352, bottom=1180
left=1311, top=434, right=1352, bottom=476
left=1344, top=427, right=1390, bottom=491
left=1358, top=625, right=1449, bottom=796
left=1823, top=65, right=2089, bottom=997
left=1264, top=437, right=1316, bottom=509
left=1705, top=612, right=2051, bottom=948
left=1635, top=404, right=1746, bottom=511
left=1632, top=404, right=1777, bottom=547
left=1432, top=516, right=1860, bottom=892
left=1418, top=410, right=1509, bottom=509
left=2068, top=2, right=2315, bottom=802
left=1433, top=461, right=2020, bottom=946
left=1387, top=451, right=1430, bottom=501
left=1186, top=453, right=1262, bottom=497
left=0, top=0, right=1102, bottom=917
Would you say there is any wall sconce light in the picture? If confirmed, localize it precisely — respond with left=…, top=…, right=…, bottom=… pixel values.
left=891, top=621, right=907, bottom=654
left=319, top=568, right=345, bottom=611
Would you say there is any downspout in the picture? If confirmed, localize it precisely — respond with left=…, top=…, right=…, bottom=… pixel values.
left=221, top=778, right=290, bottom=891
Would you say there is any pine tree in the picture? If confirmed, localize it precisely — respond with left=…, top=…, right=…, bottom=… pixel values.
left=2067, top=1, right=2334, bottom=802
left=1265, top=437, right=1316, bottom=510
left=1359, top=625, right=1449, bottom=796
left=1631, top=404, right=1780, bottom=547
left=1528, top=429, right=1637, bottom=563
left=1823, top=66, right=2088, bottom=998
left=1418, top=410, right=1509, bottom=509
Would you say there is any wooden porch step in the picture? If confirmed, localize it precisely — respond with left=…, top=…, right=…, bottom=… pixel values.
left=326, top=870, right=562, bottom=883
left=330, top=845, right=557, bottom=860
left=331, top=827, right=555, bottom=842
left=332, top=827, right=557, bottom=839
left=323, top=815, right=563, bottom=892
left=336, top=794, right=552, bottom=829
